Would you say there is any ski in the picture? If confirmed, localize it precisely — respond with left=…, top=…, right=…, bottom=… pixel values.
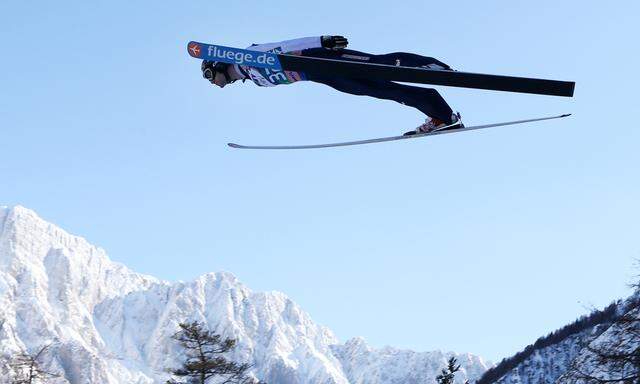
left=187, top=41, right=575, bottom=97
left=227, top=114, right=571, bottom=150
left=278, top=55, right=575, bottom=97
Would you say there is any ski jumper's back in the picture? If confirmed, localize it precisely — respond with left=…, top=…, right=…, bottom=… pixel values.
left=236, top=37, right=322, bottom=87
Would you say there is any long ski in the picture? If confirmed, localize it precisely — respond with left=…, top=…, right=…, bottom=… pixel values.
left=187, top=41, right=575, bottom=97
left=227, top=114, right=571, bottom=150
left=278, top=55, right=575, bottom=97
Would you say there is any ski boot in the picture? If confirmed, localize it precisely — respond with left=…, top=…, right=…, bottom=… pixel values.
left=403, top=112, right=463, bottom=136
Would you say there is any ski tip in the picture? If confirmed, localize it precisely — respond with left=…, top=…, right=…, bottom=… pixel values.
left=228, top=143, right=242, bottom=148
left=187, top=41, right=203, bottom=58
left=560, top=113, right=572, bottom=118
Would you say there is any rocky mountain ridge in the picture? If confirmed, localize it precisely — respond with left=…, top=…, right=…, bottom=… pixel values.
left=0, top=206, right=489, bottom=384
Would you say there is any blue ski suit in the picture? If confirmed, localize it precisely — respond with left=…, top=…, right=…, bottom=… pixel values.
left=235, top=37, right=455, bottom=124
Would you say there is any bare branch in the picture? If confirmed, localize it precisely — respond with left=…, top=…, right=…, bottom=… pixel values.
left=8, top=343, right=60, bottom=384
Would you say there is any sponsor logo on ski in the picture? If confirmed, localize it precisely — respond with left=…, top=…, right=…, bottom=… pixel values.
left=188, top=42, right=201, bottom=57
left=205, top=45, right=278, bottom=67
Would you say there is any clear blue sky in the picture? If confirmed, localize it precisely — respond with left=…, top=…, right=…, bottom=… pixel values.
left=1, top=1, right=639, bottom=363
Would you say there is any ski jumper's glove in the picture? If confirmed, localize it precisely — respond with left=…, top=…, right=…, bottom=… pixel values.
left=321, top=35, right=348, bottom=50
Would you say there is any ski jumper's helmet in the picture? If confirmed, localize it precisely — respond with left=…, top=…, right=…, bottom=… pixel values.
left=202, top=61, right=234, bottom=83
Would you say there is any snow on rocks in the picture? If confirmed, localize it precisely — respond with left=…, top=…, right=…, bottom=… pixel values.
left=0, top=206, right=488, bottom=383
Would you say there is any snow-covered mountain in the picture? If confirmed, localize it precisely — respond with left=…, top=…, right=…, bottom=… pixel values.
left=556, top=304, right=640, bottom=384
left=0, top=206, right=490, bottom=384
left=476, top=292, right=636, bottom=384
left=332, top=338, right=488, bottom=384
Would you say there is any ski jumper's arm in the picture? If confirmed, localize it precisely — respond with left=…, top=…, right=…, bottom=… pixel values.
left=246, top=36, right=323, bottom=54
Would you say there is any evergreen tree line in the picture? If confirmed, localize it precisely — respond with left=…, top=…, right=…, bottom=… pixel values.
left=476, top=301, right=620, bottom=384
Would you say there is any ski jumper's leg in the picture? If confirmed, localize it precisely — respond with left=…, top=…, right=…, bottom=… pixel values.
left=301, top=49, right=455, bottom=123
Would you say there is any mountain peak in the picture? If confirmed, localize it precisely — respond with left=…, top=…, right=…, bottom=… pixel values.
left=343, top=336, right=370, bottom=351
left=0, top=207, right=489, bottom=383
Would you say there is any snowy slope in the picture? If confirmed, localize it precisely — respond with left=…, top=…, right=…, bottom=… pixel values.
left=556, top=303, right=640, bottom=384
left=476, top=295, right=635, bottom=384
left=490, top=331, right=592, bottom=384
left=0, top=206, right=490, bottom=384
left=332, top=337, right=487, bottom=384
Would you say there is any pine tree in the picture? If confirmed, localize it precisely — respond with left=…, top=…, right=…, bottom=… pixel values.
left=436, top=357, right=468, bottom=384
left=167, top=321, right=263, bottom=384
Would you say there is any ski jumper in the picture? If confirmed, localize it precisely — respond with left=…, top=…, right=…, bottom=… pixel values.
left=236, top=37, right=455, bottom=124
